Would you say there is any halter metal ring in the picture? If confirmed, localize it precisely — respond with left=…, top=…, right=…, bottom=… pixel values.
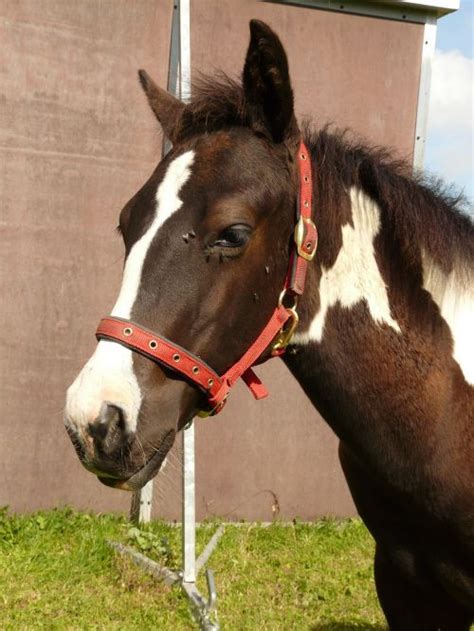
left=272, top=293, right=300, bottom=355
left=278, top=288, right=298, bottom=310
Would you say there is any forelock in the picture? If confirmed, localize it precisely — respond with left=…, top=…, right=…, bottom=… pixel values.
left=174, top=73, right=250, bottom=142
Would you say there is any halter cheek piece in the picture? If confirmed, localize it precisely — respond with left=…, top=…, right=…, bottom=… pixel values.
left=96, top=141, right=317, bottom=416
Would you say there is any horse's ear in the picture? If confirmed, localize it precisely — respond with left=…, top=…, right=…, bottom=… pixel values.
left=138, top=69, right=185, bottom=142
left=243, top=20, right=299, bottom=145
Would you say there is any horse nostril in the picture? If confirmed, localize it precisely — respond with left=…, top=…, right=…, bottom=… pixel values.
left=101, top=402, right=127, bottom=431
left=87, top=402, right=130, bottom=454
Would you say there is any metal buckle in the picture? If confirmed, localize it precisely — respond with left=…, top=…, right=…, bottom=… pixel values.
left=271, top=290, right=300, bottom=355
left=294, top=216, right=317, bottom=261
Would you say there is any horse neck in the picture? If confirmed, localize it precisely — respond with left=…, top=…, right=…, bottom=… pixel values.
left=285, top=143, right=443, bottom=464
left=283, top=131, right=473, bottom=478
left=293, top=138, right=405, bottom=346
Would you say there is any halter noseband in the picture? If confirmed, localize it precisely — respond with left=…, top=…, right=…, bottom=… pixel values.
left=96, top=141, right=317, bottom=416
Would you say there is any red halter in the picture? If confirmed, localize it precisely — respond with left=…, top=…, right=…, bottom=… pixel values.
left=96, top=141, right=317, bottom=416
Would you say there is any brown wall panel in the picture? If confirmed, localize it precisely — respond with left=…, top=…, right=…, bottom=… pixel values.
left=0, top=0, right=173, bottom=513
left=1, top=1, right=423, bottom=519
left=191, top=0, right=422, bottom=158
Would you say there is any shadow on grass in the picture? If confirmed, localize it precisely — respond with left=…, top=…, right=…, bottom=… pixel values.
left=311, top=624, right=386, bottom=631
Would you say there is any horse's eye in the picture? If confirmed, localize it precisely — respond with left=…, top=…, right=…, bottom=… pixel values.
left=214, top=224, right=251, bottom=248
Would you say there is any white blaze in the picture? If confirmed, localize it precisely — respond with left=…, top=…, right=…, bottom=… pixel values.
left=293, top=186, right=400, bottom=345
left=65, top=151, right=195, bottom=433
left=421, top=249, right=474, bottom=385
left=111, top=151, right=195, bottom=319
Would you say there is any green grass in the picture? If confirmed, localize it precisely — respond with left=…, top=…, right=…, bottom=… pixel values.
left=0, top=507, right=385, bottom=630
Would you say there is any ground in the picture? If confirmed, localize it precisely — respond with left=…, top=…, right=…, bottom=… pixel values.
left=0, top=507, right=386, bottom=629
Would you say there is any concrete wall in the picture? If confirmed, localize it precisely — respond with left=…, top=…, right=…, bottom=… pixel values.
left=0, top=0, right=423, bottom=519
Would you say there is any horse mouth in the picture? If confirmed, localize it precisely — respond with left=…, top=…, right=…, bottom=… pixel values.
left=97, top=430, right=175, bottom=492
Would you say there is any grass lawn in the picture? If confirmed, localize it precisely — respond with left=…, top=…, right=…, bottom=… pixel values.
left=0, top=507, right=386, bottom=630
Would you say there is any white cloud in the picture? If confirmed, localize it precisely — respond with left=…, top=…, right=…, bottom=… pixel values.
left=425, top=49, right=473, bottom=204
left=428, top=49, right=473, bottom=132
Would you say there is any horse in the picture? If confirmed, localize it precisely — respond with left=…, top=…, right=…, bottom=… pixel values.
left=64, top=19, right=474, bottom=629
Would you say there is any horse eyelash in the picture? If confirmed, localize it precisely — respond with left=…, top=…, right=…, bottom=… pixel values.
left=115, top=224, right=122, bottom=235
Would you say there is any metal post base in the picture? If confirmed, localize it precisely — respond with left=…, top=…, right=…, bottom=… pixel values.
left=108, top=524, right=224, bottom=630
left=182, top=569, right=219, bottom=630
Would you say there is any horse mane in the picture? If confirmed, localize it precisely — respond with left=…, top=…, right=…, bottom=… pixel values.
left=181, top=74, right=474, bottom=272
left=305, top=125, right=474, bottom=272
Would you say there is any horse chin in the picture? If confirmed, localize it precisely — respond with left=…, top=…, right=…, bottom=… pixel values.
left=97, top=428, right=176, bottom=492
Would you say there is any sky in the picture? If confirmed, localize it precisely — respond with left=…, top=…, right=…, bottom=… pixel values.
left=425, top=0, right=473, bottom=207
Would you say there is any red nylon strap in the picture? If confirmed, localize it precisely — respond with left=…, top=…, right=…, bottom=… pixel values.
left=206, top=304, right=291, bottom=409
left=289, top=142, right=317, bottom=295
left=96, top=306, right=290, bottom=414
left=95, top=140, right=315, bottom=415
left=96, top=317, right=224, bottom=401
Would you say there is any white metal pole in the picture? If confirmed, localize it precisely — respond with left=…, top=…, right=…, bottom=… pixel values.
left=179, top=0, right=191, bottom=102
left=131, top=0, right=192, bottom=525
left=413, top=16, right=438, bottom=170
left=182, top=421, right=196, bottom=583
left=177, top=0, right=196, bottom=585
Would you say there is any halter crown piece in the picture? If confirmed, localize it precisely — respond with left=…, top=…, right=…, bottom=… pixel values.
left=96, top=141, right=317, bottom=416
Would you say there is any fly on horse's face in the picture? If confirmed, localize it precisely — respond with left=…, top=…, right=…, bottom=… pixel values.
left=65, top=21, right=300, bottom=489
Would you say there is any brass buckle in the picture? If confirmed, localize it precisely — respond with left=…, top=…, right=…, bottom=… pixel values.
left=294, top=216, right=317, bottom=261
left=271, top=290, right=300, bottom=355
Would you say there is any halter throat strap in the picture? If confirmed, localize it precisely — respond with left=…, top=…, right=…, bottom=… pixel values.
left=96, top=140, right=316, bottom=415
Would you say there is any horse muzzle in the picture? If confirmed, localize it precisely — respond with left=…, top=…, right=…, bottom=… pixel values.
left=65, top=418, right=175, bottom=492
left=96, top=428, right=175, bottom=491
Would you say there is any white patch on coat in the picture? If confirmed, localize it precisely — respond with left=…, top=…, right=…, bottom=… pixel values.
left=421, top=249, right=474, bottom=385
left=65, top=151, right=195, bottom=434
left=293, top=187, right=400, bottom=344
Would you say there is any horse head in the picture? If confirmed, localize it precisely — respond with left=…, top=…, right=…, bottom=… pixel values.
left=65, top=20, right=306, bottom=490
